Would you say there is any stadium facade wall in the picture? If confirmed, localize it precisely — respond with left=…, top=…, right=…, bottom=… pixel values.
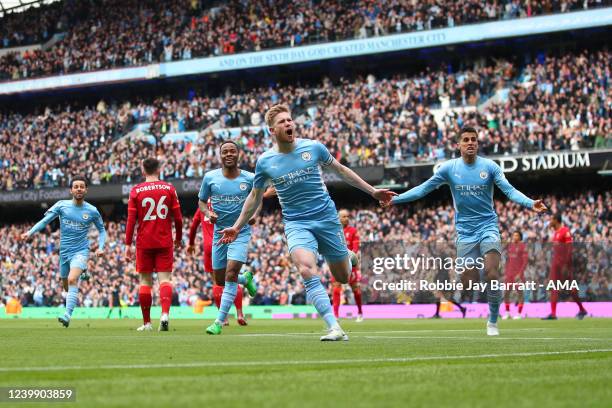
left=1, top=8, right=611, bottom=95
left=2, top=303, right=610, bottom=319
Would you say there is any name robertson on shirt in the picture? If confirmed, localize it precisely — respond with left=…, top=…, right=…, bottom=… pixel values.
left=135, top=184, right=171, bottom=194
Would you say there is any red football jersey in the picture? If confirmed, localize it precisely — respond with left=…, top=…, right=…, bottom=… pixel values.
left=343, top=225, right=360, bottom=253
left=126, top=181, right=182, bottom=249
left=552, top=225, right=572, bottom=265
left=505, top=242, right=528, bottom=277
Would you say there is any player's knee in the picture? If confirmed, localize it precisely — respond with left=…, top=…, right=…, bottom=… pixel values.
left=67, top=276, right=78, bottom=286
left=295, top=262, right=317, bottom=279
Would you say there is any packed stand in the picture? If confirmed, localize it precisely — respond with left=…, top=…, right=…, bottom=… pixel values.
left=2, top=0, right=610, bottom=81
left=0, top=0, right=67, bottom=49
left=1, top=190, right=609, bottom=308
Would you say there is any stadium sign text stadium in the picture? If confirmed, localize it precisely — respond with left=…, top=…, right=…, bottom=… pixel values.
left=433, top=151, right=599, bottom=175
left=1, top=8, right=611, bottom=95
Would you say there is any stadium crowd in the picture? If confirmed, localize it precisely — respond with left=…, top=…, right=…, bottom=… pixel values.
left=1, top=190, right=609, bottom=309
left=1, top=0, right=609, bottom=81
left=1, top=48, right=610, bottom=191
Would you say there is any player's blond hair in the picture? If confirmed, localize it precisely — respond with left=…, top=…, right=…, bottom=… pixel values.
left=265, top=104, right=291, bottom=128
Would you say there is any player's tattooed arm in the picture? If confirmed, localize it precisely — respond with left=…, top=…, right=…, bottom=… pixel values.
left=327, top=158, right=397, bottom=204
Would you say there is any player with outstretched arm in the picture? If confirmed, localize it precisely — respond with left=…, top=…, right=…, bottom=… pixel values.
left=217, top=104, right=396, bottom=341
left=20, top=176, right=106, bottom=328
left=383, top=126, right=547, bottom=336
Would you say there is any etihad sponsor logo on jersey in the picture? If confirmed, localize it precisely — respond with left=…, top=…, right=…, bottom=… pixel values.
left=211, top=194, right=247, bottom=204
left=455, top=184, right=488, bottom=196
left=272, top=165, right=318, bottom=187
left=135, top=184, right=171, bottom=194
left=62, top=218, right=89, bottom=229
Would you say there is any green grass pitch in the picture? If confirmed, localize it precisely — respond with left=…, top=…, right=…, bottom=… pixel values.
left=1, top=318, right=611, bottom=408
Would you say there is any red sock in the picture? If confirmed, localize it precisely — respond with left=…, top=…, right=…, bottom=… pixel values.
left=505, top=302, right=510, bottom=312
left=353, top=288, right=363, bottom=315
left=213, top=284, right=223, bottom=309
left=332, top=286, right=342, bottom=318
left=139, top=285, right=152, bottom=324
left=234, top=285, right=243, bottom=314
left=518, top=303, right=524, bottom=314
left=570, top=289, right=586, bottom=313
left=550, top=290, right=559, bottom=317
left=159, top=282, right=173, bottom=315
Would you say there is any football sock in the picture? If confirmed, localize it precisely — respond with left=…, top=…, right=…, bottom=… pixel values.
left=139, top=285, right=152, bottom=324
left=159, top=282, right=173, bottom=315
left=505, top=302, right=511, bottom=312
left=215, top=282, right=238, bottom=325
left=570, top=289, right=586, bottom=313
left=213, top=284, right=223, bottom=309
left=234, top=285, right=243, bottom=314
left=237, top=273, right=247, bottom=285
left=64, top=285, right=79, bottom=319
left=353, top=288, right=363, bottom=315
left=305, top=277, right=338, bottom=329
left=487, top=287, right=501, bottom=324
left=434, top=300, right=441, bottom=316
left=332, top=285, right=342, bottom=318
left=518, top=303, right=524, bottom=314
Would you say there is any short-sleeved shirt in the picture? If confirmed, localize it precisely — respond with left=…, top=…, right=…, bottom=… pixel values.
left=198, top=169, right=255, bottom=232
left=253, top=138, right=336, bottom=222
left=128, top=181, right=181, bottom=249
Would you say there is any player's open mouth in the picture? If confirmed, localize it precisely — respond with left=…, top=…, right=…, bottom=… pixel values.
left=286, top=129, right=293, bottom=136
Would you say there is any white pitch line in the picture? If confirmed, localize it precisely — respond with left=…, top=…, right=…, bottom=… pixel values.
left=1, top=349, right=610, bottom=373
left=363, top=336, right=611, bottom=341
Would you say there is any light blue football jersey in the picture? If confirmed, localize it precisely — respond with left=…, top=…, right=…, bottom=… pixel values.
left=253, top=138, right=337, bottom=222
left=198, top=169, right=255, bottom=231
left=28, top=200, right=106, bottom=261
left=393, top=156, right=534, bottom=238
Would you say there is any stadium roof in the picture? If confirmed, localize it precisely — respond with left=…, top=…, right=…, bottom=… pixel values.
left=0, top=0, right=59, bottom=16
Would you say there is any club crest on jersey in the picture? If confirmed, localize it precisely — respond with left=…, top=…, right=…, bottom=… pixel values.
left=82, top=213, right=89, bottom=220
left=239, top=182, right=248, bottom=191
left=301, top=152, right=312, bottom=161
left=479, top=171, right=488, bottom=180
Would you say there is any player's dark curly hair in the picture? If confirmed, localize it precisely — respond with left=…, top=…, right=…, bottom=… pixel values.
left=220, top=140, right=239, bottom=150
left=70, top=175, right=88, bottom=188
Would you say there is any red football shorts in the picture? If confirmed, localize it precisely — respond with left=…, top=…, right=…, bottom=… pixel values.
left=136, top=247, right=174, bottom=273
left=331, top=267, right=361, bottom=285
